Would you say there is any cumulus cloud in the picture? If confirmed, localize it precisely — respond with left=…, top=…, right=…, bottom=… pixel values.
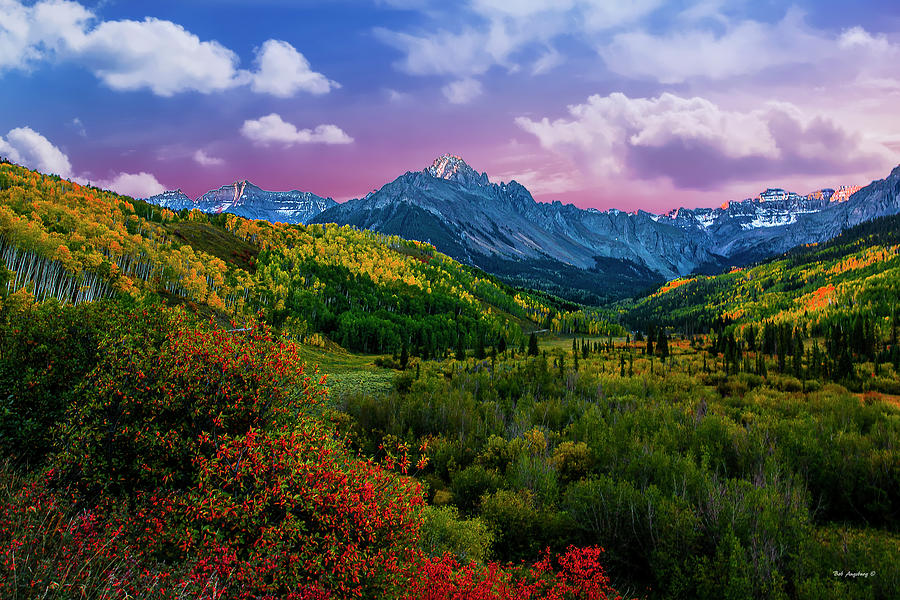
left=77, top=18, right=242, bottom=96
left=442, top=77, right=482, bottom=104
left=240, top=113, right=353, bottom=146
left=0, top=125, right=167, bottom=198
left=251, top=39, right=337, bottom=97
left=516, top=92, right=891, bottom=189
left=0, top=0, right=336, bottom=97
left=193, top=149, right=224, bottom=167
left=0, top=126, right=73, bottom=178
left=95, top=171, right=167, bottom=198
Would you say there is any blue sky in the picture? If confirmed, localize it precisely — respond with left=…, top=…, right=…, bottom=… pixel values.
left=1, top=0, right=899, bottom=212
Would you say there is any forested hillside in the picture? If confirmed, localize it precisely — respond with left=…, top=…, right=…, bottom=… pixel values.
left=0, top=161, right=618, bottom=355
left=2, top=161, right=898, bottom=600
left=628, top=213, right=900, bottom=332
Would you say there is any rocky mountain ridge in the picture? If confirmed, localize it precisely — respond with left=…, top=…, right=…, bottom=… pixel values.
left=146, top=181, right=336, bottom=224
left=146, top=156, right=900, bottom=302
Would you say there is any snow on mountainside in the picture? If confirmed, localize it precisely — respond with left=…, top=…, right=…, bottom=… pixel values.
left=144, top=181, right=337, bottom=225
left=143, top=155, right=900, bottom=302
left=311, top=155, right=900, bottom=300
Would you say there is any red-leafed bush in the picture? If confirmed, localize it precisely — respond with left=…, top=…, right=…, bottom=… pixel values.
left=399, top=546, right=622, bottom=600
left=143, top=428, right=425, bottom=599
left=0, top=302, right=627, bottom=600
left=0, top=469, right=184, bottom=599
left=56, top=313, right=324, bottom=499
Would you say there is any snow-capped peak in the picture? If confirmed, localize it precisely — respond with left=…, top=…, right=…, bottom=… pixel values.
left=425, top=154, right=489, bottom=186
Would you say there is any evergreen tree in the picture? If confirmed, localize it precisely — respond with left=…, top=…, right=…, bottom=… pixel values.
left=476, top=335, right=486, bottom=360
left=745, top=325, right=756, bottom=352
left=456, top=335, right=466, bottom=361
left=836, top=346, right=854, bottom=381
left=528, top=332, right=539, bottom=356
left=400, top=341, right=409, bottom=370
left=657, top=329, right=669, bottom=358
left=792, top=330, right=804, bottom=378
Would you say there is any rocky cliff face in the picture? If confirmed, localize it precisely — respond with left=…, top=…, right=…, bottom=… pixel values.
left=312, top=156, right=900, bottom=300
left=145, top=182, right=336, bottom=225
left=147, top=156, right=900, bottom=301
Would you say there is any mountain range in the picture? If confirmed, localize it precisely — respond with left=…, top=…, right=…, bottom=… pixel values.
left=148, top=180, right=336, bottom=224
left=146, top=155, right=900, bottom=303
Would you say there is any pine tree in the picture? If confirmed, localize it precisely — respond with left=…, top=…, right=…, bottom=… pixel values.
left=528, top=332, right=539, bottom=356
left=657, top=329, right=669, bottom=358
left=792, top=330, right=804, bottom=378
left=456, top=335, right=466, bottom=361
left=476, top=335, right=486, bottom=360
left=400, top=341, right=409, bottom=370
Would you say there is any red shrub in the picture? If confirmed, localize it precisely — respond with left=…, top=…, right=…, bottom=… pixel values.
left=132, top=427, right=424, bottom=599
left=399, top=546, right=623, bottom=600
left=56, top=314, right=324, bottom=499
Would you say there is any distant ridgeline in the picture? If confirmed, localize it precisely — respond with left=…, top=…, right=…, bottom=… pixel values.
left=626, top=213, right=900, bottom=382
left=629, top=213, right=900, bottom=332
left=0, top=161, right=620, bottom=354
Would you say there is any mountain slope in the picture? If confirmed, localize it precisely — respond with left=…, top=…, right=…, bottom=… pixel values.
left=0, top=160, right=580, bottom=355
left=146, top=181, right=337, bottom=224
left=626, top=212, right=900, bottom=332
left=313, top=155, right=900, bottom=302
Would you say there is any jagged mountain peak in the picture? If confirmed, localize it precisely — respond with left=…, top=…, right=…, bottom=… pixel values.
left=424, top=154, right=489, bottom=186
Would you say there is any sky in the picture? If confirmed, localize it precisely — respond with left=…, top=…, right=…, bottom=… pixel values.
left=1, top=0, right=899, bottom=213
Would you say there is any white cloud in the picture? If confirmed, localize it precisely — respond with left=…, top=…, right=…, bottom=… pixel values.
left=599, top=10, right=831, bottom=84
left=0, top=124, right=167, bottom=197
left=516, top=92, right=891, bottom=188
left=375, top=26, right=503, bottom=78
left=442, top=77, right=482, bottom=104
left=193, top=149, right=224, bottom=167
left=96, top=171, right=167, bottom=198
left=531, top=47, right=562, bottom=74
left=0, top=0, right=336, bottom=97
left=386, top=88, right=410, bottom=102
left=599, top=10, right=900, bottom=87
left=77, top=18, right=243, bottom=96
left=376, top=0, right=662, bottom=79
left=0, top=126, right=73, bottom=178
left=492, top=167, right=582, bottom=195
left=251, top=39, right=338, bottom=97
left=71, top=117, right=86, bottom=137
left=240, top=113, right=353, bottom=146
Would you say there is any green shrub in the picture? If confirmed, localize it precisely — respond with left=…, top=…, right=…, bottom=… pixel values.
left=419, top=505, right=494, bottom=563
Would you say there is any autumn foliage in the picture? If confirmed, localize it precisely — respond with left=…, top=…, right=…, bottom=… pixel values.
left=0, top=300, right=625, bottom=599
